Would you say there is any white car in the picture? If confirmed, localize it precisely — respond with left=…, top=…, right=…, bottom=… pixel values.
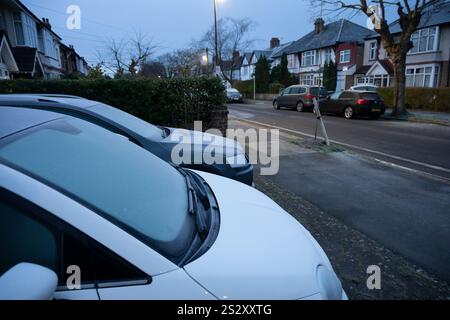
left=0, top=107, right=347, bottom=300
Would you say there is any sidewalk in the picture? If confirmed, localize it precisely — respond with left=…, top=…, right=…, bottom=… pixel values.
left=383, top=108, right=450, bottom=126
left=229, top=118, right=450, bottom=299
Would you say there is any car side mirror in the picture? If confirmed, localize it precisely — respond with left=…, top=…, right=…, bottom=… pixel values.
left=0, top=263, right=58, bottom=300
left=327, top=95, right=331, bottom=100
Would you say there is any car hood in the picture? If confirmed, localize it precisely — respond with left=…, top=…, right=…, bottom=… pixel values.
left=184, top=171, right=342, bottom=300
left=162, top=129, right=243, bottom=158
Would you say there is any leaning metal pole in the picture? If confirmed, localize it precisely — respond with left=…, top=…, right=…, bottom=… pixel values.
left=313, top=98, right=330, bottom=146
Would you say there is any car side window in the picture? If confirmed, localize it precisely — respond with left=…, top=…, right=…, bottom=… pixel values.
left=340, top=92, right=354, bottom=99
left=0, top=190, right=149, bottom=289
left=0, top=195, right=58, bottom=276
left=330, top=92, right=342, bottom=100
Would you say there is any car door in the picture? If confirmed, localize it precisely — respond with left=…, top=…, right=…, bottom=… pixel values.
left=276, top=88, right=290, bottom=107
left=0, top=187, right=155, bottom=300
left=322, top=91, right=342, bottom=114
left=337, top=91, right=355, bottom=114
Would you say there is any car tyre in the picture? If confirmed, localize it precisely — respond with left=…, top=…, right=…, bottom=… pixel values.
left=370, top=114, right=380, bottom=120
left=344, top=106, right=354, bottom=119
left=273, top=101, right=280, bottom=110
left=296, top=102, right=304, bottom=112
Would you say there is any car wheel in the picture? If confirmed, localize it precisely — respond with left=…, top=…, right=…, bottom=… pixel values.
left=273, top=101, right=280, bottom=110
left=370, top=114, right=380, bottom=120
left=296, top=102, right=304, bottom=112
left=344, top=106, right=354, bottom=119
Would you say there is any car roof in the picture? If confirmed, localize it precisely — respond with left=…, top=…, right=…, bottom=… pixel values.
left=0, top=106, right=65, bottom=140
left=0, top=94, right=99, bottom=109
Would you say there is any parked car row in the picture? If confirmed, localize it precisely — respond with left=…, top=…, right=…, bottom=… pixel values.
left=273, top=85, right=386, bottom=119
left=0, top=95, right=346, bottom=300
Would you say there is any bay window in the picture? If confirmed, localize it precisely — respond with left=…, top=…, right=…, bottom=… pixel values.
left=300, top=74, right=314, bottom=86
left=301, top=50, right=315, bottom=67
left=410, top=27, right=438, bottom=54
left=13, top=12, right=38, bottom=48
left=405, top=65, right=440, bottom=87
left=13, top=13, right=24, bottom=45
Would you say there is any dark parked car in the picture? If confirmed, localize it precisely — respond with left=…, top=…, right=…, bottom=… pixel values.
left=226, top=88, right=243, bottom=103
left=319, top=91, right=386, bottom=119
left=273, top=85, right=328, bottom=112
left=0, top=94, right=254, bottom=186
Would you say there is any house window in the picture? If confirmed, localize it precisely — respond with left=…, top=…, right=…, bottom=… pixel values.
left=340, top=49, right=350, bottom=63
left=301, top=50, right=315, bottom=67
left=22, top=14, right=38, bottom=48
left=300, top=74, right=314, bottom=86
left=13, top=13, right=25, bottom=45
left=288, top=54, right=299, bottom=69
left=324, top=48, right=333, bottom=63
left=405, top=65, right=439, bottom=87
left=355, top=75, right=391, bottom=87
left=410, top=27, right=438, bottom=54
left=369, top=42, right=377, bottom=60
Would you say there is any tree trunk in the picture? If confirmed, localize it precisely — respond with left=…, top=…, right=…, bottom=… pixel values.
left=391, top=58, right=408, bottom=117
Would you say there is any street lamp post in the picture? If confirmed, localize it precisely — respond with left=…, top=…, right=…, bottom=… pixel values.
left=214, top=0, right=219, bottom=73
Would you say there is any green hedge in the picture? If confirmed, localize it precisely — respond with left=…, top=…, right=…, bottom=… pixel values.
left=378, top=87, right=450, bottom=112
left=0, top=78, right=226, bottom=129
left=233, top=80, right=284, bottom=97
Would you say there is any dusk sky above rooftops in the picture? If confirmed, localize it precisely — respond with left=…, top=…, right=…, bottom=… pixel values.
left=21, top=0, right=399, bottom=66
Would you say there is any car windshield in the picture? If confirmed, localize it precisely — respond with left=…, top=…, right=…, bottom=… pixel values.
left=311, top=87, right=328, bottom=98
left=89, top=104, right=164, bottom=140
left=0, top=115, right=196, bottom=264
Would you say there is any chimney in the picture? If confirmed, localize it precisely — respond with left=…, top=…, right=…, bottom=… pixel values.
left=270, top=37, right=280, bottom=49
left=42, top=18, right=52, bottom=29
left=314, top=18, right=325, bottom=33
left=233, top=51, right=240, bottom=60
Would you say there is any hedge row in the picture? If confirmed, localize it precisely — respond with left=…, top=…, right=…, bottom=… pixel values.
left=377, top=87, right=450, bottom=112
left=0, top=78, right=227, bottom=129
left=233, top=80, right=284, bottom=97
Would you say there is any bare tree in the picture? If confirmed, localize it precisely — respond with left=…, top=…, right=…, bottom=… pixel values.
left=139, top=61, right=166, bottom=79
left=194, top=17, right=255, bottom=82
left=309, top=0, right=443, bottom=117
left=159, top=48, right=202, bottom=78
left=97, top=32, right=158, bottom=79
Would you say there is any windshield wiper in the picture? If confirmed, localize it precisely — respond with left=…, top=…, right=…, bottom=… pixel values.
left=185, top=170, right=211, bottom=210
left=176, top=167, right=208, bottom=240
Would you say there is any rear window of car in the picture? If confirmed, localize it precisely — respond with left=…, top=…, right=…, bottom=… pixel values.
left=360, top=92, right=381, bottom=100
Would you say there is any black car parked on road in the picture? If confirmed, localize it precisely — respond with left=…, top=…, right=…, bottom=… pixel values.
left=0, top=94, right=254, bottom=186
left=273, top=85, right=328, bottom=112
left=319, top=91, right=386, bottom=119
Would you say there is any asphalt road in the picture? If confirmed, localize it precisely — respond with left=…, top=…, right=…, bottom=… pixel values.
left=228, top=102, right=450, bottom=284
left=228, top=101, right=450, bottom=180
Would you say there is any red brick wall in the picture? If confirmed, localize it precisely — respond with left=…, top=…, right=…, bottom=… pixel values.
left=336, top=43, right=358, bottom=66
